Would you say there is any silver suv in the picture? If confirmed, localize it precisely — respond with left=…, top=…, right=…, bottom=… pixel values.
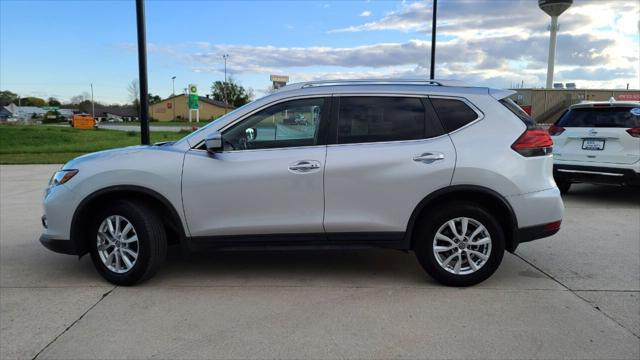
left=40, top=79, right=564, bottom=286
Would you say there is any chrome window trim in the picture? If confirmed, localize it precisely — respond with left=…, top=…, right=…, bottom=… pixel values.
left=326, top=134, right=450, bottom=148
left=193, top=93, right=485, bottom=149
left=189, top=145, right=327, bottom=154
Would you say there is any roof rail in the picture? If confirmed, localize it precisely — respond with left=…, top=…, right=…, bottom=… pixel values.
left=277, top=78, right=468, bottom=92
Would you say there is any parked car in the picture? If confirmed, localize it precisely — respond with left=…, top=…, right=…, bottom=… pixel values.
left=549, top=100, right=640, bottom=194
left=40, top=79, right=563, bottom=287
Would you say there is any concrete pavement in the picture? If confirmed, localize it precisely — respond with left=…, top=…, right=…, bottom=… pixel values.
left=1, top=165, right=638, bottom=359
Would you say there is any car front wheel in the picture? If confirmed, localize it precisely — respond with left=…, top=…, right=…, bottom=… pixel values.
left=89, top=200, right=166, bottom=285
left=414, top=202, right=505, bottom=287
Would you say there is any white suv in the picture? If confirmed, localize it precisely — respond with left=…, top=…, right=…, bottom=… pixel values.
left=549, top=101, right=640, bottom=193
left=40, top=79, right=564, bottom=287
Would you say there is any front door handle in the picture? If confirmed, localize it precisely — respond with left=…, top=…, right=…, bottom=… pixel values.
left=413, top=152, right=445, bottom=164
left=289, top=160, right=321, bottom=173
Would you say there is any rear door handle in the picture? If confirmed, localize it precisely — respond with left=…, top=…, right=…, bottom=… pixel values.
left=413, top=152, right=445, bottom=164
left=289, top=160, right=321, bottom=173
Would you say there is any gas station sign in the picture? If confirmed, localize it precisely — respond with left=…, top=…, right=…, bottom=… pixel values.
left=188, top=84, right=199, bottom=109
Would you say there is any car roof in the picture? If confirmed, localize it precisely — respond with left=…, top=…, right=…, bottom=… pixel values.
left=570, top=100, right=640, bottom=109
left=273, top=79, right=504, bottom=98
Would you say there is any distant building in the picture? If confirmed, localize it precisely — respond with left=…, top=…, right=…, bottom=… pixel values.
left=93, top=105, right=139, bottom=122
left=4, top=104, right=47, bottom=120
left=149, top=94, right=232, bottom=122
left=0, top=106, right=13, bottom=121
left=509, top=88, right=640, bottom=123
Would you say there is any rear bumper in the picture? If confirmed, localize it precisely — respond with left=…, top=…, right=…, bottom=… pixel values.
left=516, top=222, right=561, bottom=245
left=40, top=234, right=77, bottom=255
left=506, top=187, right=564, bottom=252
left=554, top=164, right=640, bottom=186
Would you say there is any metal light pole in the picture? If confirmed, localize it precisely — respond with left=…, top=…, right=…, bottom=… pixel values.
left=136, top=0, right=150, bottom=145
left=430, top=0, right=437, bottom=80
left=222, top=54, right=229, bottom=114
left=171, top=76, right=176, bottom=121
left=90, top=83, right=95, bottom=118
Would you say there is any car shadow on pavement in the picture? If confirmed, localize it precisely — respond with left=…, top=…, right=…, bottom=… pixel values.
left=562, top=184, right=640, bottom=207
left=153, top=248, right=434, bottom=287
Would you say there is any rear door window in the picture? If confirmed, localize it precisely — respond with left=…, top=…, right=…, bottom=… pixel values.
left=336, top=96, right=442, bottom=144
left=430, top=98, right=479, bottom=132
left=557, top=107, right=640, bottom=128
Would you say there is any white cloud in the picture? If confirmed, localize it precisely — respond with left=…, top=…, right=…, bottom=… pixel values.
left=360, top=10, right=372, bottom=17
left=122, top=0, right=638, bottom=90
left=325, top=0, right=639, bottom=88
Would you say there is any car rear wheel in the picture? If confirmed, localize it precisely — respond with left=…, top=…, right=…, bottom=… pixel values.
left=89, top=200, right=166, bottom=285
left=414, top=202, right=505, bottom=287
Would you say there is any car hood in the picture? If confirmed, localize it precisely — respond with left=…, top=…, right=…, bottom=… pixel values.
left=62, top=145, right=155, bottom=169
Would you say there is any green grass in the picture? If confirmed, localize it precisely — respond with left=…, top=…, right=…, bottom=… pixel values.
left=0, top=125, right=187, bottom=164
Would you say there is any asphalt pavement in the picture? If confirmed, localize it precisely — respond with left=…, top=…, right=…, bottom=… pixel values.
left=1, top=165, right=638, bottom=359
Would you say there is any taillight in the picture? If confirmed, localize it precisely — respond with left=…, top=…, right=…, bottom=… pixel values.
left=626, top=128, right=640, bottom=138
left=548, top=124, right=565, bottom=136
left=544, top=220, right=562, bottom=232
left=511, top=130, right=554, bottom=157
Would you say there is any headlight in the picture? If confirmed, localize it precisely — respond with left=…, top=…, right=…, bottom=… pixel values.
left=48, top=169, right=79, bottom=188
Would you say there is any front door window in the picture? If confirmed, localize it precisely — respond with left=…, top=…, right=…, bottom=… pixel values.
left=223, top=98, right=324, bottom=151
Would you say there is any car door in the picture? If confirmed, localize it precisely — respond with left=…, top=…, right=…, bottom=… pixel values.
left=182, top=96, right=330, bottom=237
left=323, top=95, right=456, bottom=238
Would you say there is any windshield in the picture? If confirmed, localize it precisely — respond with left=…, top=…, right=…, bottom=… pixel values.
left=557, top=107, right=640, bottom=128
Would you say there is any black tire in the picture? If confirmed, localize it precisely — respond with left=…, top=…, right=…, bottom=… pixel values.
left=413, top=201, right=505, bottom=287
left=556, top=179, right=571, bottom=195
left=89, top=200, right=167, bottom=285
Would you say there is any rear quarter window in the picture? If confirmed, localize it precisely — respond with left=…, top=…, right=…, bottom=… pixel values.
left=499, top=98, right=537, bottom=129
left=557, top=107, right=640, bottom=128
left=430, top=98, right=479, bottom=132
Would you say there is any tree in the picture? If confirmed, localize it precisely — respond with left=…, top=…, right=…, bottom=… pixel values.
left=128, top=79, right=140, bottom=110
left=148, top=93, right=162, bottom=104
left=47, top=97, right=61, bottom=107
left=0, top=90, right=18, bottom=106
left=77, top=100, right=94, bottom=114
left=211, top=78, right=253, bottom=108
left=69, top=92, right=91, bottom=105
left=19, top=96, right=47, bottom=107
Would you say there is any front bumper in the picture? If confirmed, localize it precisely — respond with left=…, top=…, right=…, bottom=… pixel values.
left=39, top=234, right=78, bottom=255
left=554, top=164, right=640, bottom=186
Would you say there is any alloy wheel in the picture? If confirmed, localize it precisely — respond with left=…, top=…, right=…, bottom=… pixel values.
left=96, top=215, right=139, bottom=274
left=432, top=217, right=492, bottom=275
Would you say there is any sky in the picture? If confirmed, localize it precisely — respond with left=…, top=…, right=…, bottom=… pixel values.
left=1, top=0, right=639, bottom=105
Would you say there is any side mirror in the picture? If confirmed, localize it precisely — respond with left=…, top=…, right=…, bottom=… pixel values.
left=204, top=131, right=223, bottom=153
